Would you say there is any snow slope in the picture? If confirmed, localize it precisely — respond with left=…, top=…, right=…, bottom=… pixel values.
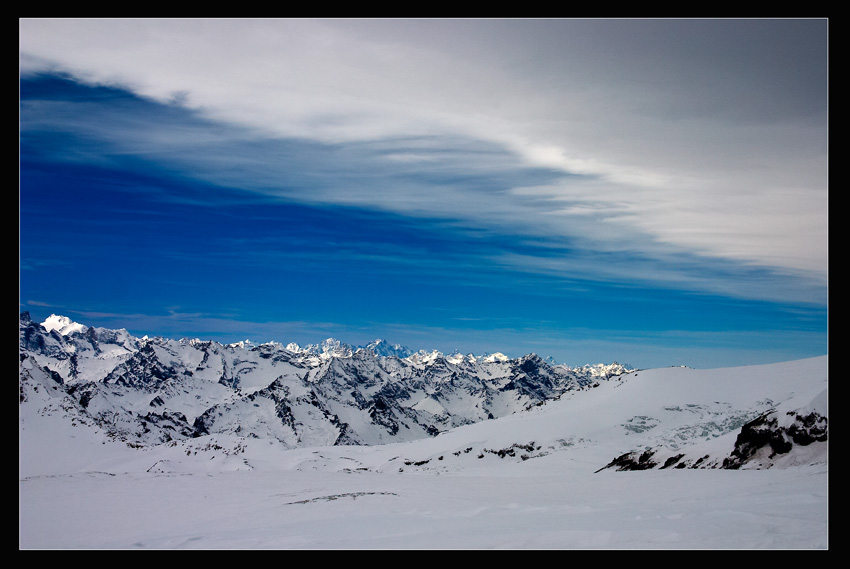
left=19, top=466, right=826, bottom=549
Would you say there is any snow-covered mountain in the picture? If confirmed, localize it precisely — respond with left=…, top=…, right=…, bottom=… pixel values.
left=19, top=313, right=828, bottom=548
left=19, top=312, right=632, bottom=450
left=20, top=312, right=827, bottom=474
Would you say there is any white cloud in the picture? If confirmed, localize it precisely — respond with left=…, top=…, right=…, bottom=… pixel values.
left=20, top=18, right=828, bottom=282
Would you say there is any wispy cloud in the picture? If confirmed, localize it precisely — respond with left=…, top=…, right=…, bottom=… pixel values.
left=19, top=18, right=828, bottom=367
left=19, top=18, right=827, bottom=283
left=23, top=300, right=57, bottom=307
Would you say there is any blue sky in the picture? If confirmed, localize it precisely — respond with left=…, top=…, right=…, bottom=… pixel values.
left=19, top=19, right=828, bottom=368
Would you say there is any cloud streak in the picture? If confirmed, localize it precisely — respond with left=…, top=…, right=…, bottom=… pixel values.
left=19, top=18, right=828, bottom=367
left=20, top=18, right=828, bottom=283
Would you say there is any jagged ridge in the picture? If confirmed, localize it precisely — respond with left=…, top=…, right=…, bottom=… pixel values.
left=19, top=312, right=632, bottom=449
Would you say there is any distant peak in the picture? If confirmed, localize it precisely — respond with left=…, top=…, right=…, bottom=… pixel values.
left=41, top=314, right=87, bottom=336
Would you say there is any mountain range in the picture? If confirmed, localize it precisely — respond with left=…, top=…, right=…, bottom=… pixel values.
left=19, top=312, right=632, bottom=450
left=20, top=312, right=827, bottom=474
left=19, top=312, right=828, bottom=548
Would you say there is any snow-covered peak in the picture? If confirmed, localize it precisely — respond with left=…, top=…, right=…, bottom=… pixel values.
left=481, top=352, right=509, bottom=363
left=575, top=361, right=635, bottom=378
left=364, top=339, right=414, bottom=358
left=318, top=338, right=353, bottom=358
left=405, top=349, right=445, bottom=365
left=41, top=314, right=87, bottom=336
left=444, top=352, right=467, bottom=364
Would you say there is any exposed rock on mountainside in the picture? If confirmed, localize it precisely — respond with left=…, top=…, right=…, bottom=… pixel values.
left=596, top=396, right=828, bottom=471
left=721, top=408, right=828, bottom=469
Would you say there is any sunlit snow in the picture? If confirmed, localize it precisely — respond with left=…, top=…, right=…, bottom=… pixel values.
left=19, top=315, right=828, bottom=549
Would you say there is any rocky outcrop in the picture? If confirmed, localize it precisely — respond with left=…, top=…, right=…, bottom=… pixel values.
left=722, top=409, right=827, bottom=469
left=598, top=406, right=828, bottom=472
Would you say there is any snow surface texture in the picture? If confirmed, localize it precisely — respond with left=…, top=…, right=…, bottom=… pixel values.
left=19, top=313, right=828, bottom=549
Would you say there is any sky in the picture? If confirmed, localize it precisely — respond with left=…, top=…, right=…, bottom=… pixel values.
left=19, top=18, right=828, bottom=369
